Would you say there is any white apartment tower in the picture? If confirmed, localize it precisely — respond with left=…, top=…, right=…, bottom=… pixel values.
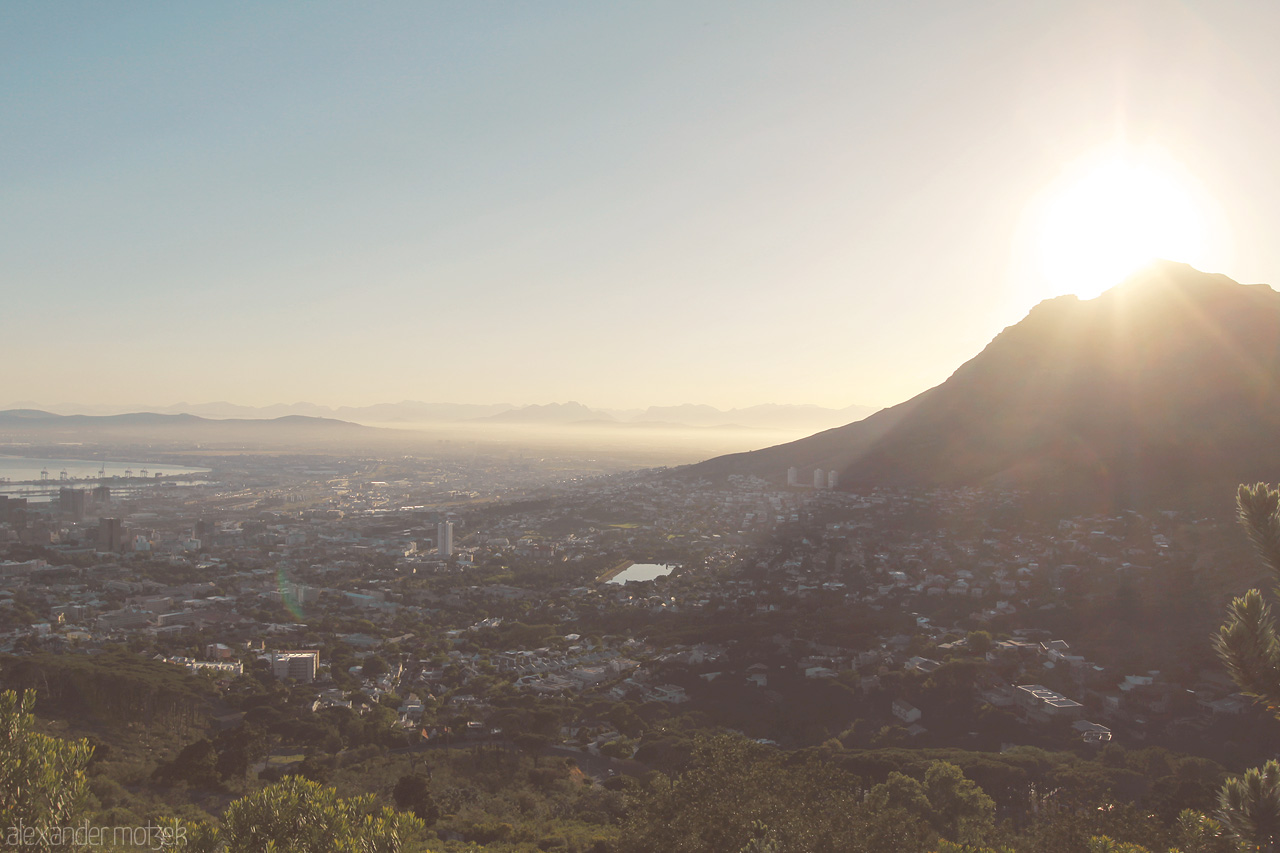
left=814, top=468, right=825, bottom=489
left=787, top=467, right=799, bottom=487
left=270, top=650, right=319, bottom=684
left=827, top=470, right=838, bottom=489
left=437, top=521, right=453, bottom=557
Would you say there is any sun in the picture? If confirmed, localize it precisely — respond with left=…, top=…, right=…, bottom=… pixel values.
left=1032, top=149, right=1214, bottom=300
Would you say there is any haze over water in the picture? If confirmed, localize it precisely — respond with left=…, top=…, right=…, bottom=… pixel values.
left=0, top=456, right=210, bottom=483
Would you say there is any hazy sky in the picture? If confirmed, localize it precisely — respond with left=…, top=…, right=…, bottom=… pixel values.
left=5, top=1, right=1280, bottom=411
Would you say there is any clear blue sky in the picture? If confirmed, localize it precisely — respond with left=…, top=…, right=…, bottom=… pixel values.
left=5, top=1, right=1280, bottom=410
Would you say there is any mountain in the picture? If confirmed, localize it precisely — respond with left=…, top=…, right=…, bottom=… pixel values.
left=6, top=400, right=878, bottom=432
left=629, top=403, right=877, bottom=431
left=473, top=402, right=615, bottom=424
left=166, top=401, right=336, bottom=419
left=0, top=410, right=373, bottom=448
left=690, top=262, right=1280, bottom=506
left=7, top=401, right=522, bottom=422
left=332, top=401, right=515, bottom=422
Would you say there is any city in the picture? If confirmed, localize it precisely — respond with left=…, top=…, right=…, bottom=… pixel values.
left=0, top=441, right=1271, bottom=848
left=8, top=2, right=1280, bottom=850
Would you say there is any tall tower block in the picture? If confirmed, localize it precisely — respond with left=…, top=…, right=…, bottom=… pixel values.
left=437, top=521, right=454, bottom=557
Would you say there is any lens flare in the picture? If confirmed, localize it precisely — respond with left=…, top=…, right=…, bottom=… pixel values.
left=1030, top=147, right=1222, bottom=300
left=277, top=568, right=306, bottom=621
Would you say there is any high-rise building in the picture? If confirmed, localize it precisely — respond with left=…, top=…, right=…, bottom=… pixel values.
left=1, top=497, right=27, bottom=528
left=195, top=519, right=214, bottom=546
left=827, top=470, right=838, bottom=489
left=787, top=467, right=799, bottom=487
left=814, top=469, right=825, bottom=489
left=99, top=517, right=123, bottom=552
left=59, top=488, right=87, bottom=521
left=437, top=521, right=453, bottom=557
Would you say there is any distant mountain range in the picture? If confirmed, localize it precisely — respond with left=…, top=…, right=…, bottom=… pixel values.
left=0, top=410, right=372, bottom=447
left=691, top=262, right=1280, bottom=507
left=474, top=402, right=605, bottom=424
left=2, top=399, right=878, bottom=433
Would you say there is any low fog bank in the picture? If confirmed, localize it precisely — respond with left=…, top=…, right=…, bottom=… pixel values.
left=361, top=420, right=813, bottom=465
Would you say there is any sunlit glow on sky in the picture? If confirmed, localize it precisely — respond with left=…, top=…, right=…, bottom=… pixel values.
left=3, top=3, right=1279, bottom=412
left=1029, top=147, right=1227, bottom=300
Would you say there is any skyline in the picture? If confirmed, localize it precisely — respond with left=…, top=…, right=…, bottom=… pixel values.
left=6, top=2, right=1280, bottom=411
left=0, top=398, right=875, bottom=419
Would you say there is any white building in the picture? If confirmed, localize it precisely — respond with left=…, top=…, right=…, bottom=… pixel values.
left=437, top=521, right=453, bottom=557
left=787, top=467, right=799, bottom=487
left=169, top=656, right=243, bottom=677
left=1015, top=684, right=1084, bottom=720
left=270, top=650, right=319, bottom=683
left=813, top=469, right=825, bottom=489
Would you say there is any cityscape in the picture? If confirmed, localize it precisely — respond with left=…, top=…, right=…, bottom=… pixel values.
left=7, top=2, right=1280, bottom=852
left=0, top=403, right=1275, bottom=850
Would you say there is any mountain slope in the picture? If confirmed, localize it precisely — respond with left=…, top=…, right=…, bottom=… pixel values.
left=630, top=402, right=877, bottom=431
left=690, top=262, right=1280, bottom=504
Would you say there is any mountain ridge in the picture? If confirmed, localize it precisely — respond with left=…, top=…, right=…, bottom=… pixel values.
left=3, top=400, right=877, bottom=433
left=688, top=262, right=1280, bottom=507
left=0, top=410, right=363, bottom=429
left=0, top=410, right=375, bottom=451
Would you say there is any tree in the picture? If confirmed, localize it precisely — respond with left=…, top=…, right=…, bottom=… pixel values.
left=738, top=821, right=781, bottom=853
left=513, top=731, right=552, bottom=766
left=154, top=738, right=221, bottom=788
left=866, top=771, right=932, bottom=815
left=213, top=722, right=270, bottom=780
left=1217, top=761, right=1280, bottom=853
left=361, top=654, right=388, bottom=681
left=1171, top=809, right=1247, bottom=853
left=1214, top=483, right=1280, bottom=852
left=0, top=689, right=93, bottom=850
left=1087, top=839, right=1153, bottom=853
left=866, top=762, right=995, bottom=846
left=601, top=737, right=636, bottom=760
left=1217, top=485, right=1280, bottom=706
left=966, top=631, right=994, bottom=657
left=621, top=734, right=932, bottom=853
left=923, top=761, right=997, bottom=844
left=391, top=772, right=439, bottom=826
left=187, top=775, right=424, bottom=853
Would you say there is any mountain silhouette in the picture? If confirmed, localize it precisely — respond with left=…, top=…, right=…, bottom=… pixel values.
left=690, top=262, right=1280, bottom=506
left=0, top=410, right=373, bottom=449
left=473, top=401, right=614, bottom=424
